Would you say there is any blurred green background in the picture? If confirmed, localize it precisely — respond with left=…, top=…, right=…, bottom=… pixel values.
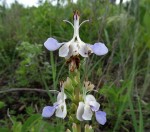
left=0, top=0, right=150, bottom=131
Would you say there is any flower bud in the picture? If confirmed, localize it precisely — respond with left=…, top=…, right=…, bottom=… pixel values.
left=85, top=124, right=93, bottom=132
left=72, top=123, right=77, bottom=132
left=73, top=10, right=80, bottom=21
left=66, top=129, right=71, bottom=132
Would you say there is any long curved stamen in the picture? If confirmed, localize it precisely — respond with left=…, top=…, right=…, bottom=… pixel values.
left=63, top=20, right=74, bottom=28
left=79, top=20, right=89, bottom=28
left=49, top=90, right=59, bottom=93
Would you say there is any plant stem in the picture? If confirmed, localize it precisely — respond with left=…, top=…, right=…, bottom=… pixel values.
left=76, top=123, right=81, bottom=132
left=50, top=52, right=56, bottom=89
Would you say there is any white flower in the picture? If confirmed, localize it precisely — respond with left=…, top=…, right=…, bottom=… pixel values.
left=44, top=11, right=108, bottom=59
left=42, top=89, right=67, bottom=119
left=76, top=94, right=106, bottom=125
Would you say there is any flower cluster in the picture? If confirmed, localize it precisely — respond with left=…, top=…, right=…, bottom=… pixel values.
left=42, top=88, right=67, bottom=119
left=42, top=10, right=108, bottom=128
left=76, top=94, right=106, bottom=125
left=44, top=10, right=108, bottom=59
left=42, top=80, right=106, bottom=125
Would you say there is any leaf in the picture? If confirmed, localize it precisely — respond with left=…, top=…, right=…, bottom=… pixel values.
left=22, top=114, right=42, bottom=132
left=12, top=122, right=22, bottom=132
left=0, top=101, right=5, bottom=109
left=143, top=12, right=150, bottom=33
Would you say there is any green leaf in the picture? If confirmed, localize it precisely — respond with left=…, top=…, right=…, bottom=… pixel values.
left=143, top=12, right=150, bottom=33
left=0, top=101, right=5, bottom=109
left=12, top=122, right=22, bottom=132
left=22, top=114, right=42, bottom=132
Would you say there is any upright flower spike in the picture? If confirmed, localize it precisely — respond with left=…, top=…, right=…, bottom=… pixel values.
left=44, top=10, right=108, bottom=59
left=42, top=88, right=67, bottom=119
left=76, top=94, right=106, bottom=125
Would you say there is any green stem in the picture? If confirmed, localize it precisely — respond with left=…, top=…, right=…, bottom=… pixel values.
left=76, top=124, right=81, bottom=132
left=75, top=87, right=80, bottom=102
left=50, top=52, right=56, bottom=89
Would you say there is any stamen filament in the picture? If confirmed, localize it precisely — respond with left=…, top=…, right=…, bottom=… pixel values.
left=49, top=90, right=59, bottom=93
left=79, top=20, right=89, bottom=28
left=63, top=20, right=74, bottom=28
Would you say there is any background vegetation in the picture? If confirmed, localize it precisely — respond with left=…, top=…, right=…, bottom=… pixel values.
left=0, top=0, right=149, bottom=131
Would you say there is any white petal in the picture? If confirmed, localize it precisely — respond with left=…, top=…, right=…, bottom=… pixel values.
left=65, top=42, right=78, bottom=59
left=78, top=43, right=91, bottom=57
left=57, top=92, right=67, bottom=102
left=89, top=101, right=100, bottom=112
left=85, top=95, right=96, bottom=104
left=86, top=44, right=93, bottom=53
left=59, top=43, right=70, bottom=57
left=91, top=43, right=108, bottom=56
left=85, top=95, right=100, bottom=111
left=65, top=46, right=73, bottom=59
left=76, top=102, right=85, bottom=121
left=44, top=38, right=62, bottom=51
left=72, top=42, right=79, bottom=56
left=82, top=105, right=93, bottom=120
left=55, top=102, right=67, bottom=119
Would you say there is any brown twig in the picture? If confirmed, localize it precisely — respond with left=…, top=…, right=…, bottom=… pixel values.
left=0, top=88, right=59, bottom=94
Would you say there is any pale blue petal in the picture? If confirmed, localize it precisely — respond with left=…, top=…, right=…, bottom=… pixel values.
left=42, top=106, right=56, bottom=118
left=95, top=111, right=106, bottom=125
left=91, top=43, right=108, bottom=56
left=44, top=38, right=61, bottom=51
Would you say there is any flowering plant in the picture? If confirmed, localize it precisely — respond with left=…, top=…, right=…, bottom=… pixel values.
left=42, top=10, right=108, bottom=131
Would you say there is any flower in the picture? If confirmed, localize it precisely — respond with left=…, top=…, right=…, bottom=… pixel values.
left=76, top=94, right=106, bottom=125
left=44, top=10, right=108, bottom=59
left=42, top=89, right=67, bottom=119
